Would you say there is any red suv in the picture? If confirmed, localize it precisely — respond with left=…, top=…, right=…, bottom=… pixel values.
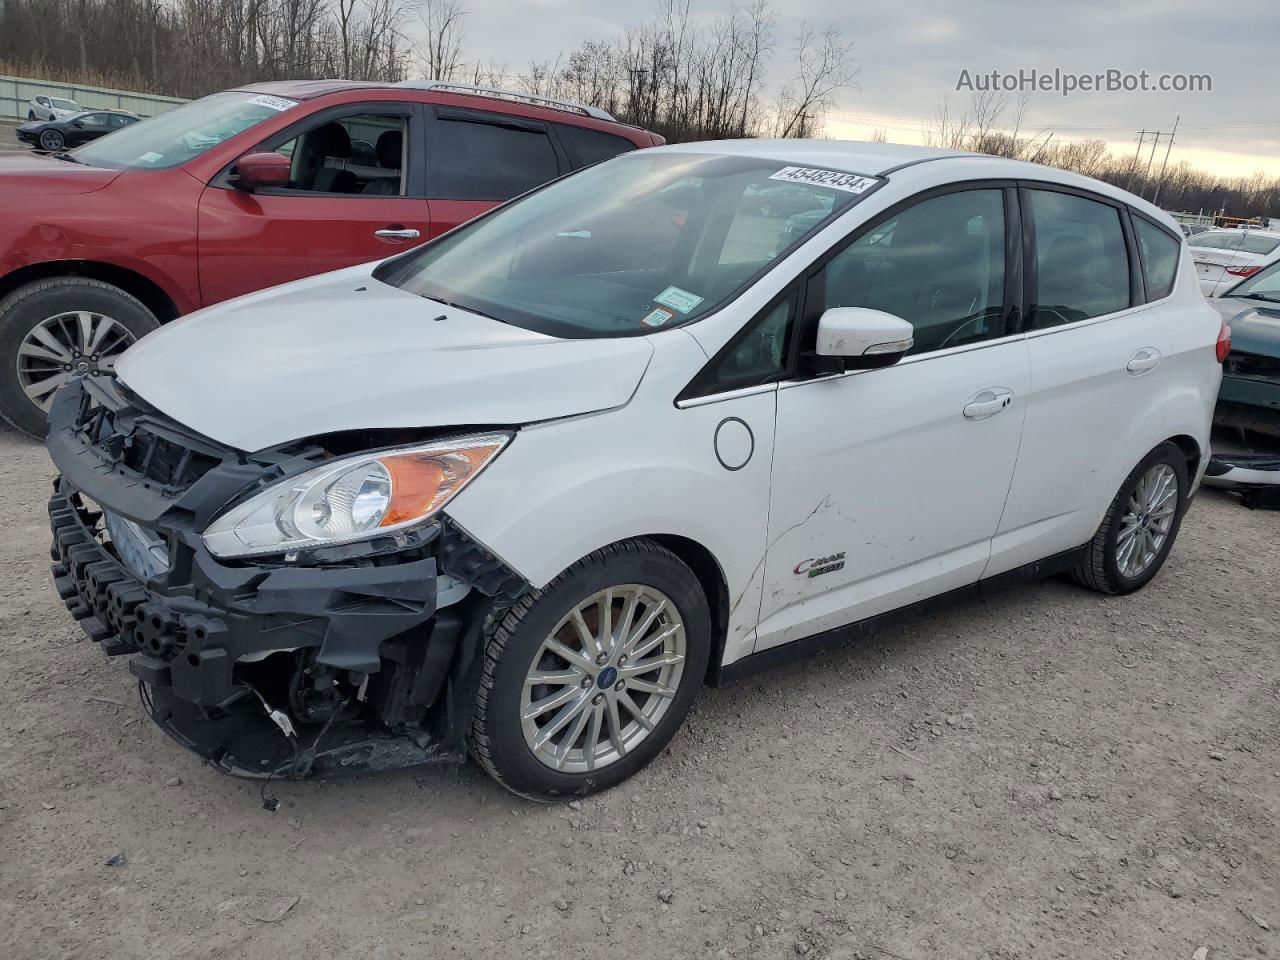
left=0, top=80, right=661, bottom=436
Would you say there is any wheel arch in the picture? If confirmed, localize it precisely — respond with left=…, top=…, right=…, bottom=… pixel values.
left=646, top=533, right=730, bottom=685
left=0, top=260, right=182, bottom=323
left=1164, top=433, right=1202, bottom=488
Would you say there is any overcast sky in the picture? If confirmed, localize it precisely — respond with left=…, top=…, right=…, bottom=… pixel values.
left=421, top=0, right=1280, bottom=178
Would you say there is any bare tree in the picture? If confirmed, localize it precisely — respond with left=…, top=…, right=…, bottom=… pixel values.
left=418, top=0, right=465, bottom=81
left=772, top=22, right=857, bottom=138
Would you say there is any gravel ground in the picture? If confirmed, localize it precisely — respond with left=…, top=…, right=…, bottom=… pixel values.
left=1, top=422, right=1277, bottom=960
left=1, top=121, right=25, bottom=153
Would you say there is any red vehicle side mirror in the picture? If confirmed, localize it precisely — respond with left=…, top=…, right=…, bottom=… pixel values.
left=234, top=152, right=291, bottom=191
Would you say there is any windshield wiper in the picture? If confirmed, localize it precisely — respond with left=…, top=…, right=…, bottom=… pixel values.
left=446, top=300, right=509, bottom=325
left=1237, top=292, right=1280, bottom=304
left=51, top=152, right=82, bottom=164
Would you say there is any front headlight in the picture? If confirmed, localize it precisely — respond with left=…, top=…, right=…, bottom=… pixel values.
left=202, top=433, right=510, bottom=559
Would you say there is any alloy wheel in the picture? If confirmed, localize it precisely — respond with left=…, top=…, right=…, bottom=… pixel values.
left=520, top=585, right=687, bottom=773
left=40, top=130, right=64, bottom=151
left=16, top=310, right=136, bottom=412
left=1115, top=463, right=1178, bottom=578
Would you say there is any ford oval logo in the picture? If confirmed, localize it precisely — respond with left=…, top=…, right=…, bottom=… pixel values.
left=597, top=666, right=618, bottom=689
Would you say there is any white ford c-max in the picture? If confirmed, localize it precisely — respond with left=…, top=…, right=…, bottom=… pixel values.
left=46, top=141, right=1227, bottom=798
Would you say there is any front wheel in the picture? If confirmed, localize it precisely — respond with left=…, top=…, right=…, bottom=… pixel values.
left=470, top=540, right=711, bottom=799
left=39, top=129, right=65, bottom=152
left=0, top=278, right=160, bottom=438
left=1072, top=442, right=1190, bottom=594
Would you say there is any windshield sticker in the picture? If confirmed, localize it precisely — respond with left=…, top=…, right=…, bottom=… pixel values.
left=641, top=307, right=676, bottom=328
left=653, top=286, right=704, bottom=314
left=247, top=94, right=298, bottom=112
left=768, top=166, right=878, bottom=194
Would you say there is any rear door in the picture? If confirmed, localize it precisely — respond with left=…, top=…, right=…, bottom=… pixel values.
left=989, top=185, right=1174, bottom=575
left=196, top=101, right=431, bottom=305
left=424, top=106, right=568, bottom=238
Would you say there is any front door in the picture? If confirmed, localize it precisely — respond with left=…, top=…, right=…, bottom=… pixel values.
left=756, top=186, right=1030, bottom=650
left=196, top=104, right=431, bottom=305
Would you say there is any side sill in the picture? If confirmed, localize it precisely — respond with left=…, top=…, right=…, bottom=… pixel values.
left=709, top=545, right=1087, bottom=687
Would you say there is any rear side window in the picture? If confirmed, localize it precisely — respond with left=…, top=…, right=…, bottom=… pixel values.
left=435, top=118, right=560, bottom=200
left=1134, top=217, right=1181, bottom=300
left=556, top=123, right=637, bottom=167
left=1028, top=190, right=1130, bottom=328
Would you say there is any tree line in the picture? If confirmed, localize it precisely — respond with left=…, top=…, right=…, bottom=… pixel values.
left=2, top=0, right=1274, bottom=217
left=925, top=91, right=1280, bottom=220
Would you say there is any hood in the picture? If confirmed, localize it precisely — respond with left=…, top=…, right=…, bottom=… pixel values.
left=0, top=152, right=122, bottom=196
left=115, top=270, right=655, bottom=451
left=1209, top=299, right=1280, bottom=357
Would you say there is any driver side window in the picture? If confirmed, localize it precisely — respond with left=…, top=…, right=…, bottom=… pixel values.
left=810, top=189, right=1007, bottom=355
left=271, top=113, right=407, bottom=195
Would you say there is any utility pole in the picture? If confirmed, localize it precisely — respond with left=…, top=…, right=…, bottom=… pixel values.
left=1143, top=129, right=1162, bottom=183
left=1126, top=130, right=1146, bottom=191
left=1151, top=115, right=1180, bottom=206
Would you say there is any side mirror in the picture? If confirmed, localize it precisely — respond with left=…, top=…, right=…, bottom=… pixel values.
left=71, top=120, right=84, bottom=128
left=233, top=152, right=291, bottom=191
left=809, top=307, right=914, bottom=373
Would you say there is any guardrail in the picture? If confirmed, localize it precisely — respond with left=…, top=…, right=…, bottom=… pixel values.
left=0, top=75, right=187, bottom=121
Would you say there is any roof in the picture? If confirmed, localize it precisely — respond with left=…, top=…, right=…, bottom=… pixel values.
left=649, top=139, right=1181, bottom=230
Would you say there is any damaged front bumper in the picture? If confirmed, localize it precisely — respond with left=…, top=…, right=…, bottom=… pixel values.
left=46, top=377, right=524, bottom=779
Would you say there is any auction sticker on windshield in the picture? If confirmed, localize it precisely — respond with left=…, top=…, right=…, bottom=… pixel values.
left=641, top=307, right=675, bottom=328
left=768, top=166, right=879, bottom=194
left=247, top=95, right=298, bottom=112
left=653, top=286, right=704, bottom=314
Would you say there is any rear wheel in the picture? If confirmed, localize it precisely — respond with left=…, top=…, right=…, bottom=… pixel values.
left=0, top=278, right=159, bottom=438
left=470, top=540, right=711, bottom=799
left=1072, top=442, right=1189, bottom=594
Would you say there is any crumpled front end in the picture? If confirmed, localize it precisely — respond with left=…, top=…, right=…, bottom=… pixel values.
left=46, top=376, right=525, bottom=779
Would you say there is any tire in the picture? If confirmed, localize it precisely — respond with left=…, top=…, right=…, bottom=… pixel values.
left=1071, top=442, right=1190, bottom=595
left=0, top=277, right=160, bottom=438
left=39, top=129, right=65, bottom=152
left=470, top=539, right=712, bottom=799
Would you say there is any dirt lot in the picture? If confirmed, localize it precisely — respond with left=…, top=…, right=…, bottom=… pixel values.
left=1, top=422, right=1277, bottom=960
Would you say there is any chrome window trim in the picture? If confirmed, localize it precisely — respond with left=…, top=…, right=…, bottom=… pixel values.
left=675, top=382, right=779, bottom=409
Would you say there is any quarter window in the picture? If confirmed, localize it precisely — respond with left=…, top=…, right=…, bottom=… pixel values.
left=686, top=295, right=796, bottom=398
left=1028, top=189, right=1130, bottom=328
left=435, top=117, right=560, bottom=200
left=810, top=189, right=1007, bottom=354
left=1134, top=217, right=1180, bottom=300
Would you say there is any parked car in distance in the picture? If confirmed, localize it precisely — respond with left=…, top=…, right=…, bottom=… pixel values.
left=16, top=109, right=140, bottom=152
left=1180, top=223, right=1210, bottom=238
left=1187, top=228, right=1280, bottom=296
left=45, top=141, right=1225, bottom=798
left=0, top=79, right=662, bottom=437
left=27, top=94, right=81, bottom=121
left=1207, top=254, right=1280, bottom=436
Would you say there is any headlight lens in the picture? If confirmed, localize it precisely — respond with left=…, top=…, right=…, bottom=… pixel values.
left=202, top=433, right=510, bottom=558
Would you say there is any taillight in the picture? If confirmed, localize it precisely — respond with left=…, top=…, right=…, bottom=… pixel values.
left=1216, top=321, right=1232, bottom=363
left=1225, top=265, right=1262, bottom=278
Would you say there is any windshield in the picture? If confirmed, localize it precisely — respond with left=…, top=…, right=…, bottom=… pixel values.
left=1190, top=230, right=1280, bottom=256
left=377, top=153, right=875, bottom=337
left=1226, top=260, right=1280, bottom=301
left=51, top=98, right=78, bottom=110
left=70, top=90, right=298, bottom=170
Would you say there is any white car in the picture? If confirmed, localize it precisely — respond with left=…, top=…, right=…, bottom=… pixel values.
left=45, top=140, right=1225, bottom=798
left=27, top=94, right=81, bottom=121
left=1188, top=228, right=1280, bottom=296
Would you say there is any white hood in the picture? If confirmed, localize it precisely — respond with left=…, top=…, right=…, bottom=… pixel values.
left=116, top=269, right=654, bottom=451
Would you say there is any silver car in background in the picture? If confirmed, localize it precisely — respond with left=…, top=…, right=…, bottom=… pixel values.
left=27, top=95, right=81, bottom=121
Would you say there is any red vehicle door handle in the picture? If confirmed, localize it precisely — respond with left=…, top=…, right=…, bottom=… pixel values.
left=374, top=227, right=421, bottom=241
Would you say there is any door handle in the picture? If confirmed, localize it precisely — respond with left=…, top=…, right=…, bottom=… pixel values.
left=1126, top=348, right=1162, bottom=375
left=374, top=227, right=420, bottom=240
left=962, top=388, right=1014, bottom=420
